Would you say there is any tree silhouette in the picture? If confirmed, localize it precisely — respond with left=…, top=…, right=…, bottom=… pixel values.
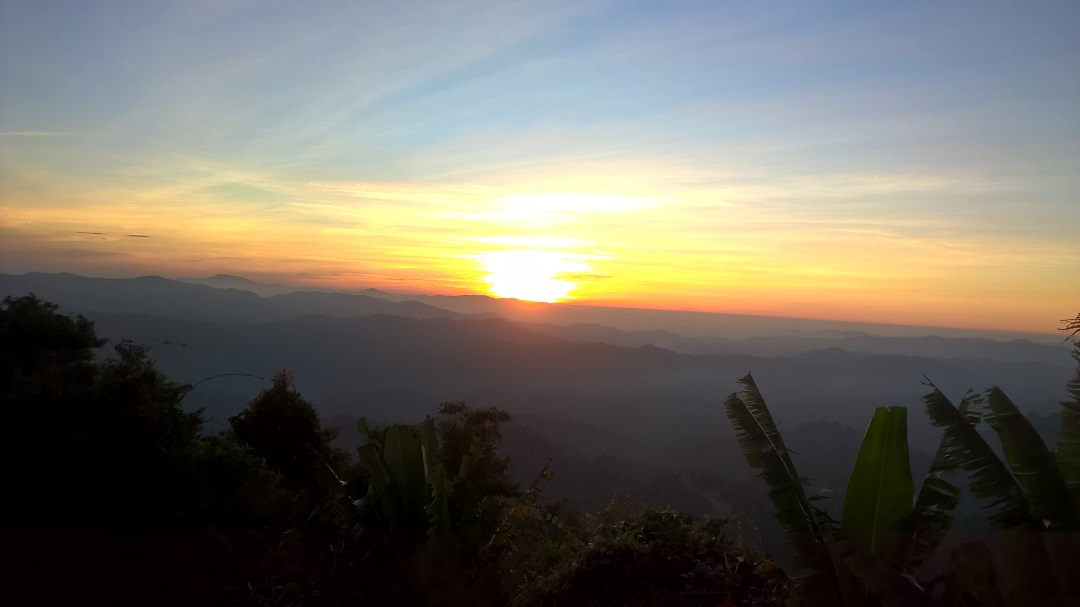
left=1, top=296, right=205, bottom=529
left=0, top=294, right=103, bottom=396
left=229, top=369, right=349, bottom=506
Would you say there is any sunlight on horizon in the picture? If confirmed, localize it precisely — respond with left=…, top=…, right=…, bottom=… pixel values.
left=478, top=249, right=590, bottom=303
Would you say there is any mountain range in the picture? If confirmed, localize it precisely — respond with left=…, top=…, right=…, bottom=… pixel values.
left=3, top=270, right=1075, bottom=560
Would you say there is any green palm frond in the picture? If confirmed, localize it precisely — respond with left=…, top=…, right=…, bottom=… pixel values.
left=904, top=431, right=962, bottom=571
left=725, top=374, right=821, bottom=554
left=923, top=385, right=1030, bottom=528
left=982, top=387, right=1077, bottom=529
left=725, top=373, right=853, bottom=604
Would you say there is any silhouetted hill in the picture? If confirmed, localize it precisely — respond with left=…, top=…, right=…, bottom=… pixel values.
left=377, top=291, right=1055, bottom=341
left=178, top=273, right=392, bottom=298
left=523, top=322, right=1071, bottom=365
left=178, top=273, right=306, bottom=297
left=5, top=273, right=1063, bottom=362
left=266, top=291, right=470, bottom=320
left=1, top=272, right=282, bottom=323
left=0, top=272, right=468, bottom=323
left=80, top=311, right=1073, bottom=454
left=3, top=273, right=1070, bottom=447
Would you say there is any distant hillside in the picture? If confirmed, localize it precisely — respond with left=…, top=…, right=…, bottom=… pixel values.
left=177, top=273, right=303, bottom=297
left=523, top=321, right=1072, bottom=365
left=83, top=310, right=1073, bottom=455
left=6, top=281, right=1073, bottom=564
left=3, top=272, right=1068, bottom=366
left=178, top=274, right=391, bottom=298
left=149, top=272, right=1061, bottom=342
left=373, top=291, right=1057, bottom=342
left=0, top=272, right=469, bottom=324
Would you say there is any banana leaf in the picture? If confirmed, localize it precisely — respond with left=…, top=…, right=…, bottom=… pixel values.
left=981, top=387, right=1076, bottom=529
left=357, top=417, right=374, bottom=445
left=904, top=431, right=962, bottom=571
left=923, top=386, right=1030, bottom=528
left=1057, top=324, right=1080, bottom=512
left=420, top=416, right=439, bottom=484
left=982, top=383, right=1080, bottom=601
left=725, top=373, right=856, bottom=605
left=419, top=416, right=453, bottom=532
left=357, top=440, right=394, bottom=527
left=1050, top=316, right=1080, bottom=602
left=382, top=425, right=430, bottom=532
left=841, top=406, right=915, bottom=565
left=426, top=462, right=452, bottom=533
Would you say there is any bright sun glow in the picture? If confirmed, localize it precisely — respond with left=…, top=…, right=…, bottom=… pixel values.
left=479, top=249, right=590, bottom=302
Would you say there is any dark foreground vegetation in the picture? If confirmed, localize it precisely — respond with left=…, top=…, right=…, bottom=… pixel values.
left=0, top=295, right=785, bottom=606
left=1, top=293, right=1077, bottom=606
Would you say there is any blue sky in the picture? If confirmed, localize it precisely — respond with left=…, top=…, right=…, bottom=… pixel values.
left=1, top=1, right=1078, bottom=331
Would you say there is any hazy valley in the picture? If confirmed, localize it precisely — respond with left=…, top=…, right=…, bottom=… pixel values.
left=3, top=271, right=1073, bottom=561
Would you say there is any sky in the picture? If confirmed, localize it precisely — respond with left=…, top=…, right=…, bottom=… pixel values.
left=1, top=1, right=1078, bottom=333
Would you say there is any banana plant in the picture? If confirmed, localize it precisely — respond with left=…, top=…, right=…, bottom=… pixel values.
left=725, top=373, right=960, bottom=606
left=727, top=314, right=1080, bottom=605
left=840, top=406, right=914, bottom=561
left=922, top=380, right=1080, bottom=604
left=355, top=415, right=481, bottom=537
left=724, top=373, right=859, bottom=606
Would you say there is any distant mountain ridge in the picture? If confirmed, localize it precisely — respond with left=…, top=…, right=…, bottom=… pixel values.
left=521, top=322, right=1071, bottom=366
left=0, top=272, right=472, bottom=324
left=1, top=272, right=1069, bottom=365
left=5, top=271, right=1059, bottom=341
left=178, top=274, right=392, bottom=299
left=3, top=270, right=1073, bottom=540
left=184, top=273, right=1060, bottom=342
left=80, top=309, right=1072, bottom=453
left=4, top=271, right=1062, bottom=438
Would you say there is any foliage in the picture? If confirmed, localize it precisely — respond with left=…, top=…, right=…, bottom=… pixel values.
left=0, top=295, right=309, bottom=532
left=503, top=495, right=788, bottom=607
left=724, top=373, right=859, bottom=605
left=904, top=405, right=963, bottom=572
left=434, top=401, right=517, bottom=538
left=1058, top=312, right=1080, bottom=512
left=229, top=369, right=351, bottom=510
left=1, top=294, right=206, bottom=528
left=351, top=402, right=521, bottom=605
left=31, top=295, right=1080, bottom=604
left=840, top=406, right=914, bottom=563
left=922, top=380, right=1080, bottom=604
left=355, top=402, right=518, bottom=540
left=726, top=311, right=1080, bottom=605
left=0, top=294, right=104, bottom=396
left=191, top=435, right=292, bottom=526
left=922, top=387, right=1030, bottom=529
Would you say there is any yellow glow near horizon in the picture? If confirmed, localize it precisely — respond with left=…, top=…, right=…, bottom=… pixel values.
left=2, top=171, right=1077, bottom=334
left=478, top=249, right=590, bottom=302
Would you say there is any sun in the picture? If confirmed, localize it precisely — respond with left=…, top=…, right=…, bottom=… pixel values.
left=478, top=249, right=589, bottom=303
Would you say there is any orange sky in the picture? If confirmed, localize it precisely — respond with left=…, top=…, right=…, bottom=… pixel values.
left=3, top=177, right=1075, bottom=334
